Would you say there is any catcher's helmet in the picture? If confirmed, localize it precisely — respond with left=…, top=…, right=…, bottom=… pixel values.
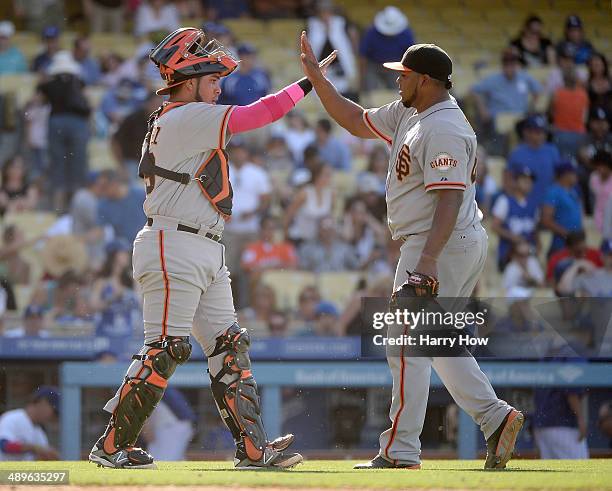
left=150, top=27, right=238, bottom=95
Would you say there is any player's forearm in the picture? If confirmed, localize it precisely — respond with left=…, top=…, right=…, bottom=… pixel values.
left=227, top=79, right=311, bottom=134
left=310, top=76, right=369, bottom=137
left=567, top=394, right=585, bottom=420
left=421, top=191, right=462, bottom=260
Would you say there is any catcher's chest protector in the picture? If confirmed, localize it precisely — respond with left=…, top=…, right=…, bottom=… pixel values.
left=139, top=102, right=233, bottom=218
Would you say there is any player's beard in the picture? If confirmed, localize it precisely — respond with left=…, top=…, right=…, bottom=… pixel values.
left=402, top=83, right=417, bottom=108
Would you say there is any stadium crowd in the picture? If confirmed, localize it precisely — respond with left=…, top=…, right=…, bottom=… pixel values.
left=0, top=0, right=611, bottom=458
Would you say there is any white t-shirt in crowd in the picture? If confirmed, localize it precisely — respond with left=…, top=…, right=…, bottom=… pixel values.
left=0, top=409, right=49, bottom=461
left=503, top=257, right=544, bottom=292
left=225, top=162, right=271, bottom=234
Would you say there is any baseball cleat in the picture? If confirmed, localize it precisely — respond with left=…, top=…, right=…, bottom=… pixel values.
left=234, top=442, right=303, bottom=470
left=354, top=455, right=421, bottom=469
left=88, top=437, right=157, bottom=469
left=268, top=434, right=295, bottom=452
left=484, top=409, right=524, bottom=470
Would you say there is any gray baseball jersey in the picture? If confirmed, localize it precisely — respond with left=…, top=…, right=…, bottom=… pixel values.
left=144, top=102, right=235, bottom=234
left=363, top=97, right=482, bottom=240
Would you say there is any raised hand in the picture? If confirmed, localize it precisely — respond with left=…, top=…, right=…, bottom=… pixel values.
left=300, top=31, right=337, bottom=82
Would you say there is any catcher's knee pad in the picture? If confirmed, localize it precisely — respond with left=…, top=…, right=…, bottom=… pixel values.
left=103, top=336, right=192, bottom=454
left=208, top=324, right=267, bottom=461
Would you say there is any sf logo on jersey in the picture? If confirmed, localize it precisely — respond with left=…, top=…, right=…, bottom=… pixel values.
left=395, top=144, right=411, bottom=181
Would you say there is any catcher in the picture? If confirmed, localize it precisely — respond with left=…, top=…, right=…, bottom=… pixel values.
left=88, top=27, right=336, bottom=470
left=300, top=35, right=524, bottom=470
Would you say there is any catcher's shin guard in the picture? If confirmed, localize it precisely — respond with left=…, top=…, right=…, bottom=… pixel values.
left=209, top=324, right=268, bottom=462
left=101, top=336, right=192, bottom=455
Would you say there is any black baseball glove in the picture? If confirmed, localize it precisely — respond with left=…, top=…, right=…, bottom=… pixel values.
left=393, top=271, right=440, bottom=299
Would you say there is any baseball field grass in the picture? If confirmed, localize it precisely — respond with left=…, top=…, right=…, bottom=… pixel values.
left=1, top=460, right=612, bottom=490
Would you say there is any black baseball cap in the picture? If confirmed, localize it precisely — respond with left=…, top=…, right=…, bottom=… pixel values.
left=383, top=43, right=452, bottom=87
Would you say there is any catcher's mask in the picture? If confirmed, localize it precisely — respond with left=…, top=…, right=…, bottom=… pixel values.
left=150, top=27, right=238, bottom=95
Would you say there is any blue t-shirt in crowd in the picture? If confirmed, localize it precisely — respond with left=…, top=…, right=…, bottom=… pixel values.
left=219, top=67, right=271, bottom=106
left=359, top=26, right=415, bottom=64
left=97, top=187, right=146, bottom=243
left=508, top=143, right=561, bottom=203
left=543, top=184, right=583, bottom=254
left=472, top=71, right=542, bottom=116
left=0, top=46, right=27, bottom=75
left=533, top=388, right=584, bottom=428
left=319, top=136, right=351, bottom=171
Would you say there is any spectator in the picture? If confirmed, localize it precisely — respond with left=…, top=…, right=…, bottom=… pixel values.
left=33, top=270, right=92, bottom=329
left=597, top=401, right=612, bottom=446
left=546, top=230, right=603, bottom=288
left=39, top=51, right=91, bottom=212
left=241, top=216, right=298, bottom=278
left=84, top=0, right=125, bottom=33
left=510, top=15, right=555, bottom=67
left=547, top=42, right=589, bottom=94
left=502, top=241, right=544, bottom=292
left=72, top=35, right=101, bottom=86
left=491, top=166, right=539, bottom=270
left=70, top=171, right=110, bottom=262
left=12, top=0, right=65, bottom=33
left=298, top=300, right=341, bottom=337
left=541, top=162, right=583, bottom=256
left=97, top=171, right=146, bottom=244
left=586, top=52, right=612, bottom=115
left=291, top=285, right=321, bottom=333
left=578, top=107, right=612, bottom=166
left=141, top=387, right=195, bottom=461
left=90, top=240, right=141, bottom=338
left=219, top=43, right=271, bottom=107
left=0, top=386, right=60, bottom=461
left=265, top=136, right=294, bottom=171
left=495, top=292, right=543, bottom=333
left=314, top=118, right=351, bottom=171
left=550, top=69, right=589, bottom=159
left=358, top=145, right=388, bottom=197
left=31, top=25, right=61, bottom=74
left=507, top=114, right=560, bottom=204
left=299, top=216, right=359, bottom=273
left=358, top=6, right=415, bottom=91
left=201, top=22, right=237, bottom=58
left=474, top=146, right=498, bottom=217
left=471, top=47, right=542, bottom=123
left=40, top=235, right=88, bottom=280
left=354, top=173, right=387, bottom=222
left=0, top=225, right=32, bottom=286
left=0, top=156, right=39, bottom=216
left=558, top=239, right=612, bottom=297
left=23, top=90, right=50, bottom=181
left=0, top=21, right=27, bottom=75
left=307, top=0, right=357, bottom=98
left=238, top=283, right=277, bottom=337
left=223, top=142, right=272, bottom=278
left=605, top=196, right=612, bottom=241
left=2, top=305, right=50, bottom=338
left=111, top=93, right=162, bottom=184
left=134, top=0, right=180, bottom=37
left=590, top=151, right=612, bottom=233
left=577, top=107, right=612, bottom=212
left=267, top=310, right=290, bottom=337
left=340, top=197, right=387, bottom=268
left=275, top=110, right=316, bottom=165
left=99, top=52, right=125, bottom=87
left=284, top=164, right=334, bottom=245
left=99, top=78, right=147, bottom=129
left=557, top=15, right=594, bottom=65
left=533, top=387, right=589, bottom=459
